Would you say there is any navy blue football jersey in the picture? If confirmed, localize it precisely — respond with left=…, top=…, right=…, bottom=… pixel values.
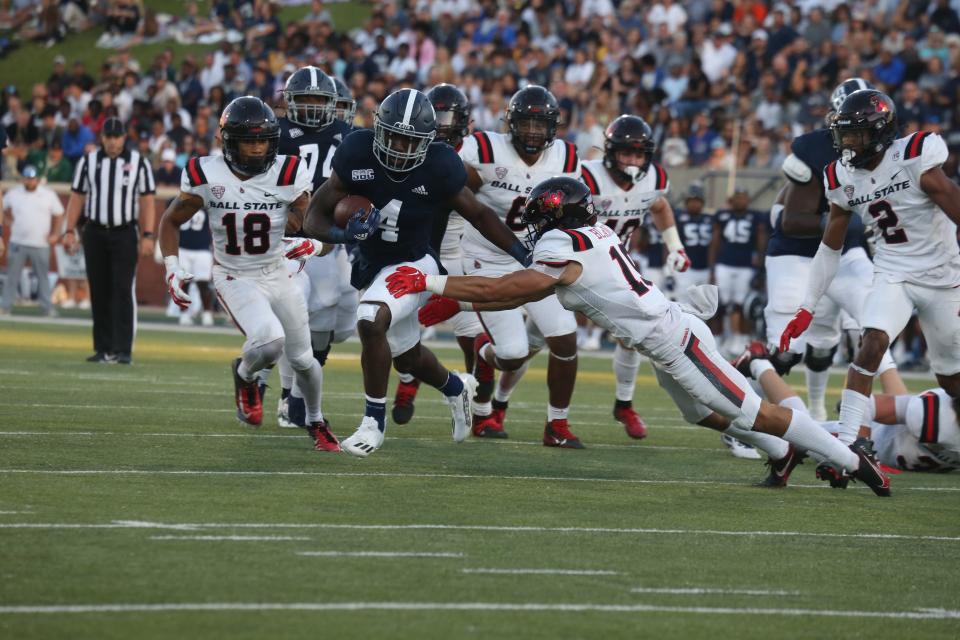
left=279, top=118, right=352, bottom=193
left=767, top=128, right=866, bottom=258
left=178, top=208, right=212, bottom=251
left=715, top=209, right=762, bottom=267
left=674, top=209, right=713, bottom=270
left=332, top=129, right=467, bottom=288
left=641, top=218, right=665, bottom=269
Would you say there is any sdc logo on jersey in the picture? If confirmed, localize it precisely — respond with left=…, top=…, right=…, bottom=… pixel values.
left=352, top=169, right=375, bottom=181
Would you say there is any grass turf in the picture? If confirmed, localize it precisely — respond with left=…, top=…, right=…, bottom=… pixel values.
left=0, top=320, right=958, bottom=639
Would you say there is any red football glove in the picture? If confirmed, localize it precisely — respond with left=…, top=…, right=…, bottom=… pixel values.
left=166, top=269, right=194, bottom=310
left=386, top=265, right=427, bottom=298
left=283, top=237, right=323, bottom=261
left=418, top=294, right=462, bottom=326
left=779, top=308, right=813, bottom=353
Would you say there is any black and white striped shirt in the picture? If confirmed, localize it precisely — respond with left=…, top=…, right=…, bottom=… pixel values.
left=71, top=149, right=156, bottom=227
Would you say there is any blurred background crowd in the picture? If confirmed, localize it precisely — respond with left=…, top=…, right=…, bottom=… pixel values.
left=1, top=0, right=959, bottom=185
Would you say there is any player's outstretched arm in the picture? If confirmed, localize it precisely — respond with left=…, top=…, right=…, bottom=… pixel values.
left=447, top=186, right=531, bottom=264
left=303, top=170, right=350, bottom=242
left=920, top=166, right=960, bottom=226
left=158, top=192, right=204, bottom=258
left=650, top=197, right=690, bottom=273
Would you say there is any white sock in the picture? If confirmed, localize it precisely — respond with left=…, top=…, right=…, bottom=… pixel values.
left=294, top=360, right=324, bottom=423
left=778, top=396, right=808, bottom=414
left=613, top=343, right=641, bottom=403
left=783, top=409, right=858, bottom=472
left=474, top=401, right=492, bottom=417
left=838, top=389, right=870, bottom=445
left=397, top=371, right=415, bottom=384
left=805, top=368, right=829, bottom=414
left=548, top=404, right=569, bottom=421
left=750, top=359, right=774, bottom=379
left=590, top=326, right=603, bottom=340
left=724, top=424, right=789, bottom=460
left=278, top=355, right=294, bottom=392
left=495, top=360, right=529, bottom=403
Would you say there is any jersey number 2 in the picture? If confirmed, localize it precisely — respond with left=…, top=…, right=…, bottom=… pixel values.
left=222, top=212, right=271, bottom=255
left=867, top=200, right=908, bottom=245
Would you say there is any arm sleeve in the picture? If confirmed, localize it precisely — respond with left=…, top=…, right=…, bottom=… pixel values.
left=71, top=156, right=88, bottom=194
left=800, top=241, right=842, bottom=311
left=921, top=133, right=949, bottom=173
left=137, top=158, right=156, bottom=195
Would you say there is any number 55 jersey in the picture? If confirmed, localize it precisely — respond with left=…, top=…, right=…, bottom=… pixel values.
left=823, top=131, right=960, bottom=287
left=181, top=154, right=312, bottom=271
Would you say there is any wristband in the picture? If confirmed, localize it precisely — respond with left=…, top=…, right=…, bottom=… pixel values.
left=459, top=301, right=474, bottom=311
left=142, top=231, right=155, bottom=239
left=661, top=226, right=683, bottom=252
left=424, top=274, right=448, bottom=294
left=163, top=254, right=180, bottom=274
left=328, top=227, right=347, bottom=244
left=507, top=240, right=528, bottom=264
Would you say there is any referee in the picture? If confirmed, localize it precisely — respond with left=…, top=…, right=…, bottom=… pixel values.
left=62, top=117, right=156, bottom=364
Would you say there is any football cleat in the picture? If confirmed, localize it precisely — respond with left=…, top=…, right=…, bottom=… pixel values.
left=307, top=420, right=341, bottom=452
left=731, top=340, right=769, bottom=378
left=232, top=357, right=263, bottom=427
left=392, top=378, right=420, bottom=425
left=342, top=416, right=385, bottom=458
left=276, top=397, right=298, bottom=429
left=472, top=413, right=508, bottom=439
left=543, top=419, right=584, bottom=449
left=815, top=463, right=849, bottom=489
left=720, top=433, right=761, bottom=459
left=757, top=445, right=806, bottom=488
left=613, top=403, right=647, bottom=439
left=86, top=351, right=116, bottom=364
left=447, top=373, right=477, bottom=442
left=849, top=437, right=891, bottom=497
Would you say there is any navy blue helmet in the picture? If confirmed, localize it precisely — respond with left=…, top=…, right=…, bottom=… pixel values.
left=373, top=88, right=436, bottom=172
left=283, top=66, right=337, bottom=129
left=332, top=77, right=356, bottom=125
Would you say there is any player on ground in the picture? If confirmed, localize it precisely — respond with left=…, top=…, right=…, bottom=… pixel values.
left=158, top=96, right=341, bottom=452
left=580, top=114, right=690, bottom=439
left=274, top=67, right=357, bottom=430
left=390, top=177, right=891, bottom=496
left=391, top=83, right=483, bottom=425
left=782, top=89, right=960, bottom=484
left=767, top=78, right=898, bottom=422
left=453, top=85, right=583, bottom=446
left=303, top=88, right=531, bottom=458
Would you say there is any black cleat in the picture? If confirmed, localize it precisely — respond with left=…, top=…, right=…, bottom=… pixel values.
left=86, top=351, right=116, bottom=363
left=849, top=437, right=891, bottom=497
left=757, top=445, right=806, bottom=488
left=115, top=353, right=132, bottom=365
left=815, top=463, right=849, bottom=489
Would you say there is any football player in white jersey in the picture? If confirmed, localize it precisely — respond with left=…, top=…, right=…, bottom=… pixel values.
left=389, top=177, right=892, bottom=496
left=452, top=85, right=584, bottom=447
left=390, top=83, right=483, bottom=426
left=581, top=114, right=690, bottom=440
left=782, top=89, right=960, bottom=481
left=158, top=96, right=344, bottom=453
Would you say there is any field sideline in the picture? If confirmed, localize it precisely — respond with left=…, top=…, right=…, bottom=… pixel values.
left=0, top=319, right=958, bottom=639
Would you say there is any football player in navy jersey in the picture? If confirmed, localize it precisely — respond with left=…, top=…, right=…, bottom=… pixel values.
left=673, top=184, right=713, bottom=303
left=175, top=208, right=215, bottom=327
left=303, top=88, right=530, bottom=458
left=765, top=77, right=903, bottom=424
left=272, top=66, right=357, bottom=430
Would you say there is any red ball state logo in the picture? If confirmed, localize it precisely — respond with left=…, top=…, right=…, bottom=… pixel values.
left=542, top=190, right=564, bottom=211
left=871, top=95, right=891, bottom=113
left=211, top=185, right=226, bottom=199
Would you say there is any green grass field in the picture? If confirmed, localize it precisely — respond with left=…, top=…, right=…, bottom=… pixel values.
left=0, top=319, right=958, bottom=639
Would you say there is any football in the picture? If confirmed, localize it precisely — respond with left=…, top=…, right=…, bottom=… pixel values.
left=334, top=195, right=374, bottom=228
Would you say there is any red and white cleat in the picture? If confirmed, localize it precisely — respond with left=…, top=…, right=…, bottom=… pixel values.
left=232, top=358, right=262, bottom=427
left=308, top=420, right=341, bottom=452
left=543, top=419, right=585, bottom=449
left=613, top=403, right=648, bottom=440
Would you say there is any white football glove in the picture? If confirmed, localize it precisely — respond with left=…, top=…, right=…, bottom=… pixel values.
left=283, top=237, right=325, bottom=272
left=163, top=256, right=194, bottom=310
left=665, top=248, right=691, bottom=274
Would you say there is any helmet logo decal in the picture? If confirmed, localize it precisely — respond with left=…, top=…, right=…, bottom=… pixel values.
left=543, top=190, right=564, bottom=210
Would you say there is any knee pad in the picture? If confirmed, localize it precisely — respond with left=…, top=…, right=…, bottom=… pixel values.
left=770, top=349, right=802, bottom=376
left=287, top=347, right=316, bottom=372
left=243, top=337, right=284, bottom=371
left=356, top=302, right=380, bottom=324
left=804, top=344, right=838, bottom=373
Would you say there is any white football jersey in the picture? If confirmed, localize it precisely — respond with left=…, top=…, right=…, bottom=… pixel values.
left=824, top=132, right=960, bottom=287
left=459, top=130, right=580, bottom=264
left=181, top=155, right=312, bottom=271
left=580, top=159, right=669, bottom=243
left=532, top=223, right=672, bottom=348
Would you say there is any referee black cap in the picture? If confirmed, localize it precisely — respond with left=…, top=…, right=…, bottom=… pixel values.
left=102, top=117, right=125, bottom=137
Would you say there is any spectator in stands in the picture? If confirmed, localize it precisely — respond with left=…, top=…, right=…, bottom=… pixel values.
left=61, top=118, right=94, bottom=164
left=154, top=147, right=180, bottom=186
left=39, top=140, right=74, bottom=183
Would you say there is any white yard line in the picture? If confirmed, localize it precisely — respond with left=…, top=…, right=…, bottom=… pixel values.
left=0, top=467, right=955, bottom=493
left=297, top=551, right=463, bottom=558
left=150, top=535, right=309, bottom=541
left=631, top=587, right=800, bottom=596
left=0, top=520, right=956, bottom=543
left=463, top=569, right=619, bottom=576
left=0, top=601, right=956, bottom=619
